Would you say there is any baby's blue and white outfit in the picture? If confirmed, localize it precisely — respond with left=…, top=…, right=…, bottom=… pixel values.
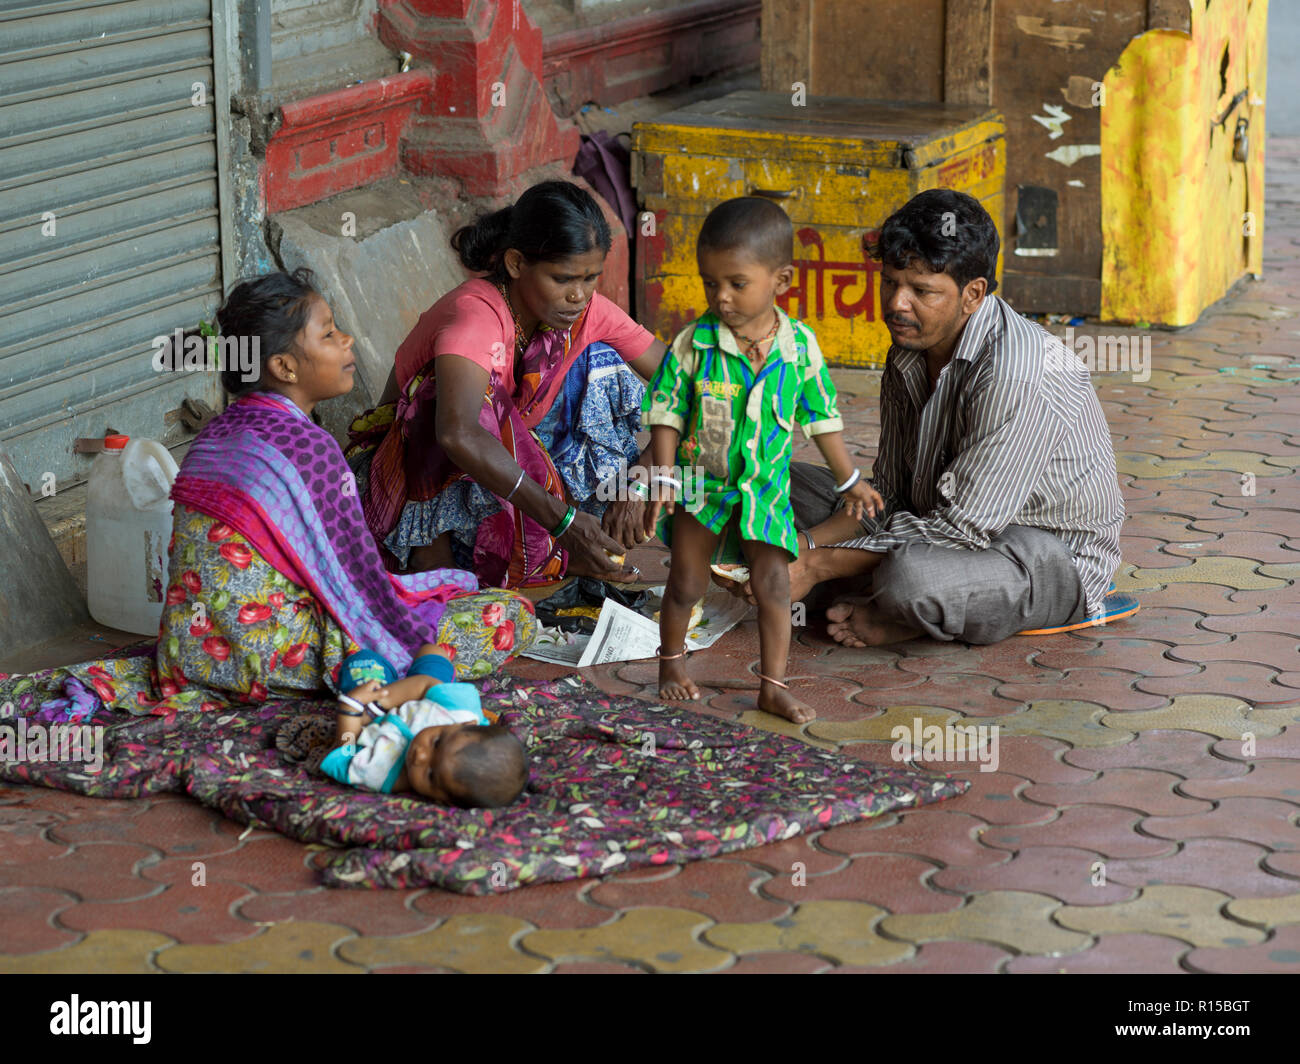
left=322, top=647, right=487, bottom=794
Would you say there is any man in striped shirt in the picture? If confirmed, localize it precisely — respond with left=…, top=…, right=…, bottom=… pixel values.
left=783, top=189, right=1124, bottom=646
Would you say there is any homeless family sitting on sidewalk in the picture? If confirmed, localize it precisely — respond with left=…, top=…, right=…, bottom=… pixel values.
left=22, top=179, right=1125, bottom=812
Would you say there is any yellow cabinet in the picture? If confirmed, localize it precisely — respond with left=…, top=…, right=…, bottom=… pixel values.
left=632, top=91, right=1006, bottom=366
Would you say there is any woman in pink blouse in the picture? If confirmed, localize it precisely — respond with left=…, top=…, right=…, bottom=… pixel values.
left=347, top=181, right=666, bottom=587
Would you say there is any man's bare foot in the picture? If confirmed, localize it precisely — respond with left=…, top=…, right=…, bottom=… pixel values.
left=658, top=656, right=701, bottom=701
left=757, top=681, right=815, bottom=724
left=825, top=598, right=919, bottom=647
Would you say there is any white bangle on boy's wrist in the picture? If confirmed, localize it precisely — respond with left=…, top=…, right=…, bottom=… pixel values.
left=835, top=469, right=862, bottom=494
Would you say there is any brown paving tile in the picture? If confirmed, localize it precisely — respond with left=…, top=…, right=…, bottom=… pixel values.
left=1170, top=632, right=1300, bottom=675
left=0, top=841, right=159, bottom=901
left=1211, top=722, right=1300, bottom=762
left=1137, top=661, right=1297, bottom=705
left=410, top=878, right=613, bottom=929
left=1184, top=925, right=1300, bottom=972
left=1032, top=640, right=1200, bottom=678
left=818, top=809, right=1008, bottom=868
left=238, top=889, right=441, bottom=937
left=894, top=642, right=1065, bottom=684
left=1078, top=607, right=1231, bottom=647
left=1263, top=851, right=1300, bottom=879
left=1006, top=933, right=1189, bottom=974
left=1064, top=730, right=1248, bottom=780
left=829, top=940, right=1010, bottom=973
left=931, top=846, right=1135, bottom=905
left=925, top=771, right=1057, bottom=827
left=1193, top=511, right=1300, bottom=540
left=552, top=961, right=646, bottom=973
left=1123, top=511, right=1201, bottom=541
left=0, top=831, right=67, bottom=866
left=1178, top=760, right=1300, bottom=804
left=972, top=735, right=1097, bottom=785
left=1130, top=582, right=1258, bottom=616
left=851, top=673, right=1015, bottom=716
left=720, top=832, right=849, bottom=878
left=0, top=887, right=81, bottom=954
left=981, top=806, right=1178, bottom=859
left=1165, top=532, right=1300, bottom=563
left=60, top=878, right=258, bottom=945
left=140, top=838, right=319, bottom=895
left=1024, top=769, right=1213, bottom=818
left=589, top=859, right=785, bottom=923
left=1142, top=797, right=1300, bottom=851
left=997, top=669, right=1167, bottom=711
left=762, top=853, right=963, bottom=913
left=48, top=798, right=241, bottom=857
left=1119, top=535, right=1203, bottom=570
left=1105, top=838, right=1298, bottom=898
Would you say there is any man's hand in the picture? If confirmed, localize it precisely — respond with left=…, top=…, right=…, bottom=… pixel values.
left=844, top=481, right=884, bottom=521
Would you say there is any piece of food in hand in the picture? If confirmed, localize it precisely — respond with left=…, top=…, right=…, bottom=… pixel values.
left=653, top=600, right=704, bottom=629
left=606, top=551, right=626, bottom=566
left=710, top=563, right=751, bottom=584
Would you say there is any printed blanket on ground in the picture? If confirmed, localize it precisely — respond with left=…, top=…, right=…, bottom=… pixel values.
left=0, top=661, right=969, bottom=891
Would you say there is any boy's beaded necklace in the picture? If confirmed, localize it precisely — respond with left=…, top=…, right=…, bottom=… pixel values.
left=732, top=315, right=780, bottom=363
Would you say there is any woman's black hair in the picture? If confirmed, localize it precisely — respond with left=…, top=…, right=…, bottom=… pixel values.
left=451, top=180, right=612, bottom=280
left=867, top=189, right=999, bottom=294
left=214, top=268, right=319, bottom=395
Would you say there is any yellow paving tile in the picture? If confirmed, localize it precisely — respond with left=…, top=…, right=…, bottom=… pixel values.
left=883, top=891, right=1089, bottom=954
left=0, top=930, right=173, bottom=973
left=997, top=701, right=1135, bottom=747
left=523, top=907, right=728, bottom=972
left=708, top=900, right=911, bottom=967
left=1250, top=706, right=1300, bottom=732
left=342, top=915, right=545, bottom=973
left=1126, top=556, right=1287, bottom=592
left=1101, top=696, right=1290, bottom=740
left=735, top=710, right=835, bottom=749
left=155, top=921, right=359, bottom=973
left=807, top=705, right=959, bottom=745
left=1225, top=893, right=1300, bottom=930
left=1114, top=451, right=1286, bottom=479
left=1257, top=562, right=1300, bottom=583
left=1058, top=886, right=1265, bottom=948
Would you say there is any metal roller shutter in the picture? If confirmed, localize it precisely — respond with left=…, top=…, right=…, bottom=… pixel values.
left=0, top=0, right=232, bottom=489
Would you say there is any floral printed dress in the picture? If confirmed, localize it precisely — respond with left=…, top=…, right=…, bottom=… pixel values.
left=3, top=507, right=537, bottom=720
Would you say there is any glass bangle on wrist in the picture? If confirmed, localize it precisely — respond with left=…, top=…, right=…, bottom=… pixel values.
left=629, top=479, right=650, bottom=500
left=504, top=469, right=526, bottom=501
left=835, top=469, right=862, bottom=494
left=550, top=504, right=577, bottom=538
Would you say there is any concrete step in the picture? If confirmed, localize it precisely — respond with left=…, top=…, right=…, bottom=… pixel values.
left=271, top=38, right=401, bottom=102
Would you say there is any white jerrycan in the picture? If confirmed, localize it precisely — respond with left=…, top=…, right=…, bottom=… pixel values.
left=86, top=435, right=181, bottom=635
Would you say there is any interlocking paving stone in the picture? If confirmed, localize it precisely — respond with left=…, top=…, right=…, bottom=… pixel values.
left=1264, top=852, right=1300, bottom=879
left=894, top=642, right=1065, bottom=684
left=818, top=809, right=1008, bottom=868
left=1056, top=886, right=1265, bottom=948
left=1141, top=798, right=1300, bottom=851
left=1105, top=839, right=1299, bottom=897
left=762, top=853, right=964, bottom=913
left=1100, top=695, right=1279, bottom=739
left=0, top=887, right=80, bottom=954
left=708, top=900, right=911, bottom=967
left=721, top=951, right=829, bottom=973
left=1064, top=730, right=1248, bottom=780
left=720, top=832, right=849, bottom=878
left=934, top=771, right=1059, bottom=827
left=1212, top=719, right=1300, bottom=762
left=342, top=914, right=545, bottom=973
left=981, top=806, right=1178, bottom=859
left=1170, top=632, right=1300, bottom=674
left=996, top=700, right=1135, bottom=748
left=1166, top=531, right=1300, bottom=563
left=551, top=961, right=645, bottom=973
left=239, top=889, right=444, bottom=937
left=851, top=673, right=1014, bottom=716
left=1178, top=760, right=1300, bottom=804
left=141, top=837, right=319, bottom=895
left=1120, top=535, right=1205, bottom=570
left=588, top=859, right=786, bottom=923
left=0, top=841, right=160, bottom=901
left=1193, top=511, right=1300, bottom=540
left=60, top=877, right=256, bottom=945
left=881, top=890, right=1090, bottom=954
left=1124, top=556, right=1289, bottom=592
left=1032, top=639, right=1201, bottom=678
left=806, top=705, right=959, bottom=745
left=408, top=880, right=614, bottom=928
left=1138, top=662, right=1298, bottom=705
left=1005, top=933, right=1189, bottom=974
left=930, top=847, right=1135, bottom=906
left=47, top=797, right=241, bottom=856
left=1127, top=582, right=1259, bottom=616
left=158, top=920, right=359, bottom=973
left=1184, top=925, right=1300, bottom=972
left=998, top=669, right=1168, bottom=711
left=979, top=736, right=1097, bottom=784
left=0, top=929, right=172, bottom=973
left=827, top=941, right=1010, bottom=973
left=524, top=907, right=728, bottom=972
left=1024, top=769, right=1213, bottom=817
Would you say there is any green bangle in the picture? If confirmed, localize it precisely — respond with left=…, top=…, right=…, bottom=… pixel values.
left=550, top=504, right=577, bottom=538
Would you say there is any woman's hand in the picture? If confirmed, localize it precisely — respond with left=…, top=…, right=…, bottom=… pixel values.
left=562, top=510, right=638, bottom=580
left=602, top=497, right=649, bottom=548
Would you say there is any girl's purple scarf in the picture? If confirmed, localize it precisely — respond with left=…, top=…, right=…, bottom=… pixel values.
left=172, top=392, right=476, bottom=672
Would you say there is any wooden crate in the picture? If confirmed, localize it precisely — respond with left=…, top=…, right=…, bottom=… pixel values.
left=760, top=0, right=1266, bottom=324
left=631, top=91, right=1005, bottom=367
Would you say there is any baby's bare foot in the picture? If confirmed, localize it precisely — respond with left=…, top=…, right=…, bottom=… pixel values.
left=658, top=656, right=700, bottom=702
left=757, top=682, right=815, bottom=724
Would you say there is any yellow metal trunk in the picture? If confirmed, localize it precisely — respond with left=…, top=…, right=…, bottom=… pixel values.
left=1101, top=0, right=1267, bottom=326
left=632, top=91, right=1006, bottom=367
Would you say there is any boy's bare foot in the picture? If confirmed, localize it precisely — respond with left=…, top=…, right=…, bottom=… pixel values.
left=658, top=656, right=701, bottom=701
left=757, top=681, right=815, bottom=724
left=825, top=598, right=919, bottom=647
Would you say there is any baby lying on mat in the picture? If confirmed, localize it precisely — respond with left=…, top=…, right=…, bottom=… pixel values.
left=320, top=644, right=528, bottom=808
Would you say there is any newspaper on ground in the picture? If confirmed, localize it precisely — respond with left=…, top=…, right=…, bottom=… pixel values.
left=524, top=586, right=752, bottom=667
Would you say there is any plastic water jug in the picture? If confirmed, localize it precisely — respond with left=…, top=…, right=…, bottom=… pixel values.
left=86, top=434, right=180, bottom=635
